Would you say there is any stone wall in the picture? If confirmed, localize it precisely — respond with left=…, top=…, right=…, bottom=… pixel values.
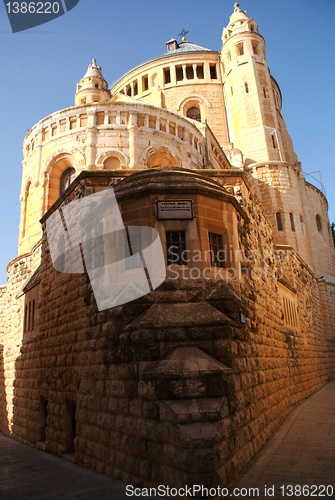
left=0, top=286, right=7, bottom=430
left=0, top=242, right=41, bottom=434
left=7, top=169, right=335, bottom=490
left=0, top=285, right=7, bottom=341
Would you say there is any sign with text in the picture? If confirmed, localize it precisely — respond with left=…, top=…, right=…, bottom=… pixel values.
left=156, top=200, right=193, bottom=220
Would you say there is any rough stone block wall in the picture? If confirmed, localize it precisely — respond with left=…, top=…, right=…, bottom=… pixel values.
left=304, top=183, right=335, bottom=277
left=0, top=286, right=7, bottom=430
left=0, top=242, right=41, bottom=434
left=0, top=285, right=7, bottom=340
left=8, top=173, right=335, bottom=489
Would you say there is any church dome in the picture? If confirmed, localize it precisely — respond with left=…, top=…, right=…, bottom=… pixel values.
left=163, top=41, right=213, bottom=57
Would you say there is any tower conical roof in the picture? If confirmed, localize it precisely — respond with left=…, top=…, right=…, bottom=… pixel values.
left=83, top=59, right=105, bottom=79
left=75, top=59, right=110, bottom=105
left=229, top=2, right=249, bottom=25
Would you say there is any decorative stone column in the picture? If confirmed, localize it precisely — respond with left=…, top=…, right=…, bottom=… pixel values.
left=128, top=110, right=138, bottom=169
left=86, top=110, right=97, bottom=168
left=34, top=127, right=43, bottom=188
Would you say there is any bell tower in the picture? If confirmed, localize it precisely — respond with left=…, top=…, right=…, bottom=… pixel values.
left=221, top=3, right=297, bottom=166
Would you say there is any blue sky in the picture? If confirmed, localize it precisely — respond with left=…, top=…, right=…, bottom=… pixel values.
left=0, top=0, right=334, bottom=285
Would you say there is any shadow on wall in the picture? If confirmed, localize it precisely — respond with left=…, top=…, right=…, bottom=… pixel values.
left=0, top=345, right=8, bottom=434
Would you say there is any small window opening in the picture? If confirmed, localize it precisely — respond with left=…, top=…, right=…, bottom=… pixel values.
left=125, top=231, right=142, bottom=270
left=60, top=167, right=76, bottom=196
left=210, top=64, right=217, bottom=79
left=164, top=68, right=171, bottom=85
left=300, top=215, right=305, bottom=234
left=133, top=81, right=138, bottom=96
left=245, top=82, right=249, bottom=93
left=316, top=214, right=322, bottom=232
left=252, top=42, right=258, bottom=54
left=186, top=65, right=194, bottom=80
left=276, top=212, right=283, bottom=231
left=236, top=42, right=244, bottom=56
left=263, top=87, right=267, bottom=98
left=273, top=89, right=280, bottom=109
left=142, top=75, right=149, bottom=91
left=186, top=107, right=201, bottom=121
left=230, top=86, right=234, bottom=96
left=24, top=304, right=28, bottom=333
left=196, top=65, right=204, bottom=79
left=24, top=299, right=35, bottom=333
left=95, top=84, right=99, bottom=88
left=290, top=212, right=296, bottom=232
left=166, top=231, right=186, bottom=265
left=176, top=66, right=183, bottom=82
left=209, top=232, right=226, bottom=268
left=126, top=85, right=132, bottom=96
left=271, top=134, right=277, bottom=149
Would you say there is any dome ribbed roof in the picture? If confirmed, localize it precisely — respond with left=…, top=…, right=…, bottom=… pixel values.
left=162, top=41, right=213, bottom=57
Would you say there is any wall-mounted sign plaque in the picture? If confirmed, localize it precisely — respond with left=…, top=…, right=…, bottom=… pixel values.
left=156, top=200, right=194, bottom=220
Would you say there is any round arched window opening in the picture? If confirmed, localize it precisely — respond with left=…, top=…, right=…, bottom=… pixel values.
left=103, top=156, right=121, bottom=170
left=186, top=106, right=201, bottom=122
left=316, top=214, right=322, bottom=233
left=60, top=167, right=76, bottom=196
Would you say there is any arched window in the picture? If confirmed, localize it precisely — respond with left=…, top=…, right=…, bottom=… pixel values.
left=276, top=212, right=283, bottom=231
left=103, top=156, right=121, bottom=170
left=186, top=106, right=201, bottom=121
left=289, top=212, right=296, bottom=232
left=60, top=167, right=76, bottom=196
left=147, top=150, right=176, bottom=168
left=316, top=214, right=322, bottom=232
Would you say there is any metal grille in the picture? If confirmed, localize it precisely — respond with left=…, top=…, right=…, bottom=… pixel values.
left=209, top=232, right=225, bottom=268
left=166, top=231, right=186, bottom=265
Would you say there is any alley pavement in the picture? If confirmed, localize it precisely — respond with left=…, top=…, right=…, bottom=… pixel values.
left=0, top=380, right=334, bottom=499
left=232, top=380, right=335, bottom=499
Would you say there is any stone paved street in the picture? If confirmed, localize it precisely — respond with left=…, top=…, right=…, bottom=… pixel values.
left=0, top=381, right=334, bottom=499
left=232, top=380, right=335, bottom=499
left=0, top=435, right=133, bottom=500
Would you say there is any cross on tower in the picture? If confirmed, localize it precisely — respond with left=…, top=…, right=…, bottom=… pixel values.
left=178, top=28, right=189, bottom=41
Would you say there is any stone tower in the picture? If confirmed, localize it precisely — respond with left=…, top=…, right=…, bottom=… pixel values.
left=1, top=2, right=335, bottom=490
left=221, top=3, right=335, bottom=284
left=74, top=59, right=110, bottom=106
left=221, top=2, right=297, bottom=165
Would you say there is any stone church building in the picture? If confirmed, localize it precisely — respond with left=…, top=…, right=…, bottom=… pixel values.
left=1, top=3, right=334, bottom=489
